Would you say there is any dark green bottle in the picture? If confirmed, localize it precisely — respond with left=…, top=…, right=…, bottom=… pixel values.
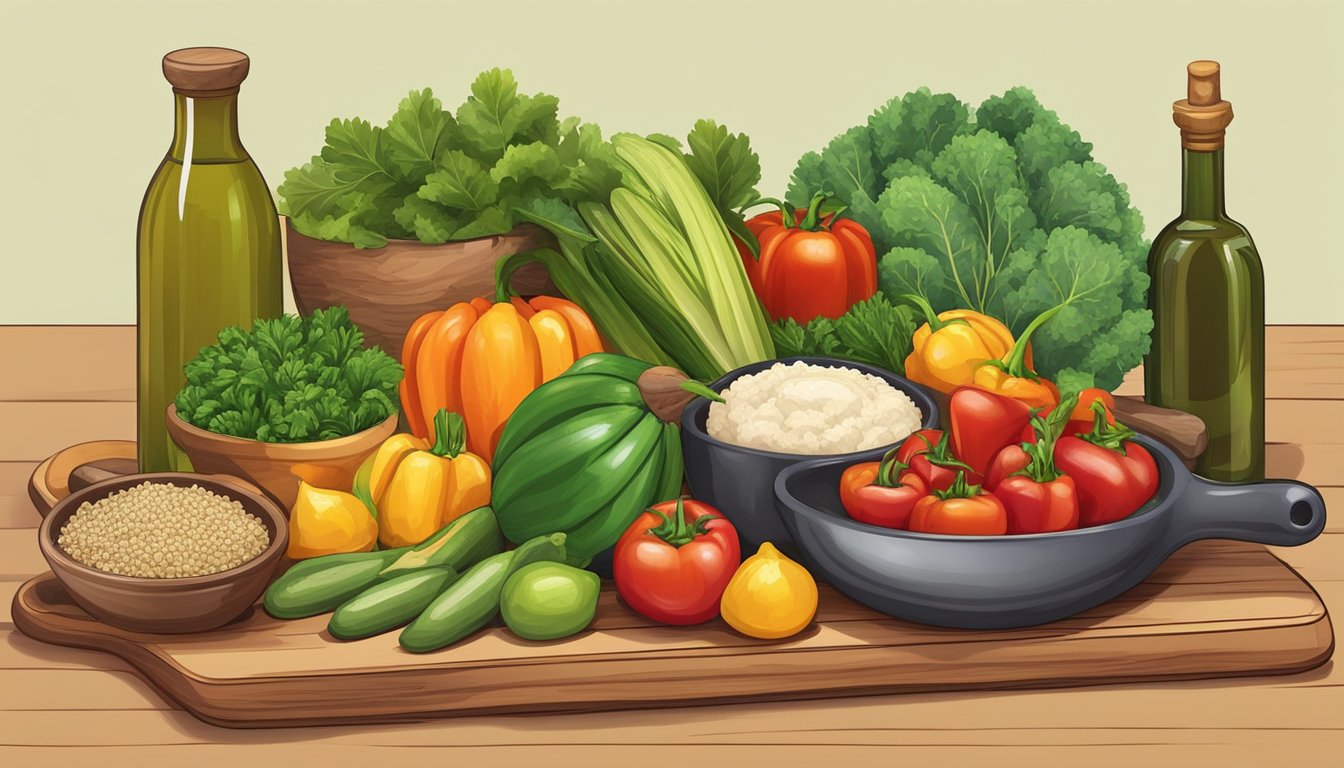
left=137, top=48, right=283, bottom=472
left=1146, top=61, right=1264, bottom=482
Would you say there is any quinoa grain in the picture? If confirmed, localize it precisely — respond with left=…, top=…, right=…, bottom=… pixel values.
left=58, top=482, right=269, bottom=578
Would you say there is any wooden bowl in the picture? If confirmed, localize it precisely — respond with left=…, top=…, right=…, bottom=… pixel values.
left=285, top=218, right=557, bottom=359
left=165, top=405, right=396, bottom=511
left=38, top=473, right=288, bottom=634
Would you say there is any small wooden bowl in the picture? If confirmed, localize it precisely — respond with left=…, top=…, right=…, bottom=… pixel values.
left=165, top=405, right=396, bottom=511
left=38, top=473, right=288, bottom=634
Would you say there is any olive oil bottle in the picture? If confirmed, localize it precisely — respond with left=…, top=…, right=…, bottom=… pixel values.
left=1146, top=61, right=1265, bottom=482
left=137, top=48, right=282, bottom=471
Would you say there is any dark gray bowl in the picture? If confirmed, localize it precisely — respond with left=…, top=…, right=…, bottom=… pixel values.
left=775, top=436, right=1327, bottom=629
left=682, top=356, right=939, bottom=555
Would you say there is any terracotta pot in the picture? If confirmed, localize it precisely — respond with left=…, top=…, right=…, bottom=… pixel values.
left=285, top=218, right=558, bottom=359
left=165, top=405, right=397, bottom=511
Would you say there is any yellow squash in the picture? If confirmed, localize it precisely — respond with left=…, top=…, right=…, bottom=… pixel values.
left=360, top=409, right=492, bottom=548
left=286, top=480, right=379, bottom=559
left=719, top=542, right=818, bottom=639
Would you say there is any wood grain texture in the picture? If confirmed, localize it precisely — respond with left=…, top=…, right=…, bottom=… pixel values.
left=10, top=538, right=1333, bottom=729
left=0, top=324, right=1339, bottom=759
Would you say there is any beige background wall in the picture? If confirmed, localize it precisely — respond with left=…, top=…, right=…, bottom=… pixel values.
left=2, top=0, right=1339, bottom=324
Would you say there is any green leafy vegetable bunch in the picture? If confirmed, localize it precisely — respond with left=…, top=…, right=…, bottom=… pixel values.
left=771, top=293, right=917, bottom=375
left=278, top=68, right=617, bottom=249
left=788, top=87, right=1152, bottom=391
left=175, top=307, right=403, bottom=443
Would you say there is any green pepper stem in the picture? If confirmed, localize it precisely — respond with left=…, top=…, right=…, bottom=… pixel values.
left=430, top=409, right=466, bottom=458
left=798, top=191, right=829, bottom=231
left=992, top=302, right=1067, bottom=379
left=896, top=293, right=965, bottom=333
left=1080, top=399, right=1139, bottom=452
left=1019, top=395, right=1077, bottom=483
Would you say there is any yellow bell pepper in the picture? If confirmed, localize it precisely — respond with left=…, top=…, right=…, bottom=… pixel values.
left=361, top=409, right=492, bottom=548
left=287, top=480, right=379, bottom=559
left=972, top=303, right=1063, bottom=410
left=900, top=294, right=1026, bottom=395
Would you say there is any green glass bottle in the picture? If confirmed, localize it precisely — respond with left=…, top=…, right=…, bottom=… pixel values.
left=1146, top=61, right=1265, bottom=482
left=137, top=48, right=283, bottom=472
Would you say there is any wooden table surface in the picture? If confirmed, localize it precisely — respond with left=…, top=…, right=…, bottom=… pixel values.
left=0, top=325, right=1339, bottom=767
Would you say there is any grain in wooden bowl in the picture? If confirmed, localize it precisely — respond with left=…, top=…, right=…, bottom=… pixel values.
left=38, top=473, right=288, bottom=634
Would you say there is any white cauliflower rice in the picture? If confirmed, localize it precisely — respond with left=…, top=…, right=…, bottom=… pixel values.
left=706, top=362, right=922, bottom=455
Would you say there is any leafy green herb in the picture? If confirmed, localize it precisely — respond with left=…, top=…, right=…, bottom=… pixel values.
left=788, top=86, right=1151, bottom=390
left=174, top=308, right=402, bottom=443
left=770, top=293, right=916, bottom=374
left=278, top=69, right=612, bottom=248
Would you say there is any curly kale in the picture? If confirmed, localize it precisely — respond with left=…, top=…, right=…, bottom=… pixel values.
left=174, top=307, right=402, bottom=443
left=788, top=87, right=1151, bottom=390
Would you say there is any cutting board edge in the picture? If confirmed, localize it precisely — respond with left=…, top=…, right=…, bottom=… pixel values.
left=12, top=569, right=1333, bottom=730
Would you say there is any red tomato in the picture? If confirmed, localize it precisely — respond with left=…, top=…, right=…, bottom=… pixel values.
left=613, top=498, right=740, bottom=625
left=839, top=455, right=929, bottom=529
left=1054, top=436, right=1159, bottom=527
left=992, top=475, right=1080, bottom=534
left=907, top=473, right=1008, bottom=536
left=949, top=387, right=1033, bottom=480
left=896, top=429, right=976, bottom=490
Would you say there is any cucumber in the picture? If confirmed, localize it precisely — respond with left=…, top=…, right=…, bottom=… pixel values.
left=564, top=429, right=667, bottom=558
left=328, top=566, right=458, bottom=640
left=380, top=506, right=504, bottom=575
left=562, top=352, right=652, bottom=381
left=398, top=533, right=569, bottom=653
left=264, top=549, right=404, bottom=619
left=492, top=374, right=643, bottom=469
left=492, top=404, right=645, bottom=511
left=495, top=414, right=664, bottom=541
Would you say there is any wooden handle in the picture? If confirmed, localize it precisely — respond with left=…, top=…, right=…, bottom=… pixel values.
left=1112, top=396, right=1208, bottom=467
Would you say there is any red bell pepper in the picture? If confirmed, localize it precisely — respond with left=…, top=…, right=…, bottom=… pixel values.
left=736, top=193, right=877, bottom=324
left=989, top=394, right=1081, bottom=534
left=1053, top=401, right=1160, bottom=527
left=613, top=498, right=741, bottom=625
left=897, top=429, right=975, bottom=491
left=949, top=387, right=1033, bottom=481
left=908, top=472, right=1008, bottom=536
left=839, top=449, right=929, bottom=529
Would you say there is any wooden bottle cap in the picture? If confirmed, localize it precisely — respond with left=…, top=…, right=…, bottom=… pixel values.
left=162, top=47, right=250, bottom=97
left=1172, top=60, right=1233, bottom=151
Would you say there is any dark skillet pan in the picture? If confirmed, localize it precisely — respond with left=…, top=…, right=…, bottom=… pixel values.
left=774, top=436, right=1327, bottom=629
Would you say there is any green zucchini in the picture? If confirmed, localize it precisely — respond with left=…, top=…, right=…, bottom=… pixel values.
left=398, top=533, right=569, bottom=653
left=328, top=566, right=458, bottom=640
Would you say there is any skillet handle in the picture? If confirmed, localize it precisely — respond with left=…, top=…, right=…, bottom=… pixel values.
left=1173, top=476, right=1327, bottom=548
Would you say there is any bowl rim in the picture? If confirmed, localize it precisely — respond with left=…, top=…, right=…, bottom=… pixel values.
left=39, top=472, right=290, bottom=590
left=774, top=434, right=1184, bottom=543
left=165, top=404, right=397, bottom=452
left=283, top=215, right=549, bottom=249
left=680, top=356, right=941, bottom=462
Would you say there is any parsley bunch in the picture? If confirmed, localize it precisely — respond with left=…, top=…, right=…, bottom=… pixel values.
left=277, top=68, right=617, bottom=249
left=174, top=307, right=402, bottom=443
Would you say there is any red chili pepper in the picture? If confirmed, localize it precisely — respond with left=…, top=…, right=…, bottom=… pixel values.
left=908, top=472, right=1008, bottom=536
left=839, top=449, right=929, bottom=529
left=613, top=498, right=741, bottom=625
left=989, top=394, right=1081, bottom=534
left=1053, top=401, right=1160, bottom=527
left=949, top=386, right=1033, bottom=481
left=735, top=193, right=878, bottom=324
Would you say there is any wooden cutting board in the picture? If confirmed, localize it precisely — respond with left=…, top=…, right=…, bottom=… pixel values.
left=12, top=540, right=1332, bottom=729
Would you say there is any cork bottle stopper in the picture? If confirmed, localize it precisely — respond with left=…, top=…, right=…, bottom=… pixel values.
left=162, top=47, right=250, bottom=97
left=1172, top=60, right=1233, bottom=151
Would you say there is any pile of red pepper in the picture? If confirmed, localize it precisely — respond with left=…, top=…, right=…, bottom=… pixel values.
left=839, top=387, right=1160, bottom=535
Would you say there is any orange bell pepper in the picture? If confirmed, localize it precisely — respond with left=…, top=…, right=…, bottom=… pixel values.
left=901, top=294, right=1026, bottom=395
left=736, top=193, right=877, bottom=324
left=400, top=296, right=605, bottom=462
